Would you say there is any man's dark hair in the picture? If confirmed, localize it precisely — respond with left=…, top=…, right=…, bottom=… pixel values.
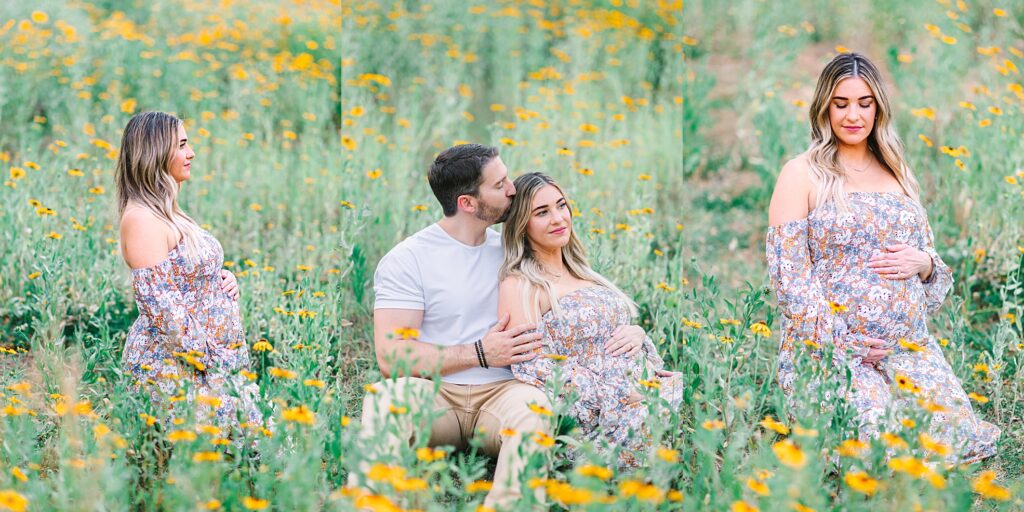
left=428, top=144, right=499, bottom=217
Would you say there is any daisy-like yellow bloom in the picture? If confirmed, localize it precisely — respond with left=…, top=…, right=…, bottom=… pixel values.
left=731, top=500, right=759, bottom=512
left=746, top=477, right=770, bottom=496
left=828, top=301, right=848, bottom=313
left=793, top=426, right=818, bottom=438
left=528, top=403, right=553, bottom=416
left=971, top=470, right=1012, bottom=501
left=416, top=447, right=446, bottom=462
left=252, top=340, right=273, bottom=352
left=193, top=451, right=222, bottom=462
left=393, top=327, right=419, bottom=339
left=392, top=477, right=428, bottom=492
left=197, top=425, right=221, bottom=436
left=899, top=338, right=925, bottom=352
left=917, top=398, right=949, bottom=414
left=760, top=415, right=789, bottom=435
left=919, top=433, right=951, bottom=457
left=282, top=405, right=315, bottom=425
left=894, top=373, right=920, bottom=394
left=656, top=447, right=679, bottom=463
left=749, top=322, right=772, bottom=337
left=242, top=497, right=269, bottom=510
left=577, top=464, right=613, bottom=480
left=681, top=318, right=703, bottom=329
left=967, top=392, right=989, bottom=403
left=268, top=367, right=296, bottom=379
left=844, top=471, right=879, bottom=495
left=0, top=490, right=28, bottom=512
left=532, top=431, right=555, bottom=448
left=368, top=463, right=406, bottom=484
left=888, top=456, right=929, bottom=478
left=772, top=439, right=807, bottom=469
left=702, top=419, right=725, bottom=431
left=466, top=480, right=493, bottom=493
left=196, top=394, right=222, bottom=408
left=880, top=432, right=908, bottom=450
left=168, top=430, right=197, bottom=443
left=619, top=480, right=663, bottom=503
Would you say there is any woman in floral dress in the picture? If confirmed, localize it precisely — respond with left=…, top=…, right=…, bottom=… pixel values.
left=499, top=172, right=683, bottom=468
left=767, top=53, right=998, bottom=462
left=115, top=111, right=262, bottom=429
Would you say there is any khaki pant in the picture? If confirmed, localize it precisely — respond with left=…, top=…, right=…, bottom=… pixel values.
left=350, top=377, right=550, bottom=509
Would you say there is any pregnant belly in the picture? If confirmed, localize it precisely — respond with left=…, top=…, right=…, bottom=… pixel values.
left=828, top=276, right=928, bottom=344
left=200, top=297, right=244, bottom=342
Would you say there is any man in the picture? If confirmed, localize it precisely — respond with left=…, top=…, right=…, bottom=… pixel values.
left=351, top=144, right=648, bottom=509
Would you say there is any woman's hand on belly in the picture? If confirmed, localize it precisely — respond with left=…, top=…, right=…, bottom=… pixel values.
left=220, top=269, right=239, bottom=301
left=867, top=244, right=932, bottom=281
left=854, top=337, right=892, bottom=366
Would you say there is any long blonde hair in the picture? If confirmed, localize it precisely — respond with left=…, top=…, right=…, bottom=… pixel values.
left=499, top=172, right=636, bottom=321
left=807, top=53, right=921, bottom=213
left=114, top=111, right=203, bottom=260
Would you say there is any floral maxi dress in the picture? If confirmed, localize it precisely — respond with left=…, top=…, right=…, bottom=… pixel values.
left=123, top=228, right=262, bottom=428
left=766, top=191, right=999, bottom=462
left=512, top=286, right=683, bottom=468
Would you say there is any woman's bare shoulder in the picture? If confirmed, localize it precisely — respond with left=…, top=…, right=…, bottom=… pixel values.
left=120, top=206, right=177, bottom=269
left=769, top=153, right=814, bottom=226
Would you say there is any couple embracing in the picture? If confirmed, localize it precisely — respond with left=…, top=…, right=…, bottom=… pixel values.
left=351, top=144, right=683, bottom=508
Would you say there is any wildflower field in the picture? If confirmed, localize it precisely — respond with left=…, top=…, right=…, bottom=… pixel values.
left=0, top=0, right=1020, bottom=510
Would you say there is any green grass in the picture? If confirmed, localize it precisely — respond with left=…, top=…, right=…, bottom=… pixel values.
left=0, top=0, right=1020, bottom=510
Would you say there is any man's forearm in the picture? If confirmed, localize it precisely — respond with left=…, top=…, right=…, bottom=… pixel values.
left=377, top=339, right=480, bottom=378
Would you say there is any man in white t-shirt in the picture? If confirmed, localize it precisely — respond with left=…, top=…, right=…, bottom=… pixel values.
left=349, top=144, right=649, bottom=509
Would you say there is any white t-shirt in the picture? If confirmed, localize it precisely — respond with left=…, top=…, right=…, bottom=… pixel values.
left=373, top=223, right=514, bottom=384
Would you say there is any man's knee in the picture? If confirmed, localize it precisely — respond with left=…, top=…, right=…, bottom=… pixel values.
left=360, top=376, right=438, bottom=421
left=505, top=384, right=552, bottom=432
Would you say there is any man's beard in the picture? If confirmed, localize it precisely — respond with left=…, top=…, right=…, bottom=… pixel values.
left=475, top=200, right=510, bottom=224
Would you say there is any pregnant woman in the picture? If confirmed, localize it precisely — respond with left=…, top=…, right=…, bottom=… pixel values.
left=116, top=111, right=262, bottom=429
left=500, top=172, right=682, bottom=469
left=766, top=53, right=998, bottom=462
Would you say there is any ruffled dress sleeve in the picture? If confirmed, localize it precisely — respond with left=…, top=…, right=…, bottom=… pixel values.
left=918, top=215, right=953, bottom=313
left=766, top=218, right=854, bottom=378
left=512, top=323, right=632, bottom=421
left=132, top=261, right=211, bottom=360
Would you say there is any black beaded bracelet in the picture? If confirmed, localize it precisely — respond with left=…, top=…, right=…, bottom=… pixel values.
left=473, top=339, right=484, bottom=368
left=474, top=339, right=489, bottom=369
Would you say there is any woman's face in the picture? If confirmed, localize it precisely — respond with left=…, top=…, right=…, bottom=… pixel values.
left=525, top=184, right=572, bottom=251
left=167, top=123, right=195, bottom=184
left=828, top=77, right=877, bottom=147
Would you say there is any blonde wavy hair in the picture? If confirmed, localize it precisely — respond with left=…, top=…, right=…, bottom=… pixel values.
left=807, top=53, right=921, bottom=213
left=115, top=111, right=203, bottom=260
left=499, top=172, right=636, bottom=322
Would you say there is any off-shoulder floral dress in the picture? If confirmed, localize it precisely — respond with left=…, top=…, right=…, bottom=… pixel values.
left=766, top=191, right=999, bottom=462
left=123, top=228, right=262, bottom=428
left=512, top=286, right=683, bottom=468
